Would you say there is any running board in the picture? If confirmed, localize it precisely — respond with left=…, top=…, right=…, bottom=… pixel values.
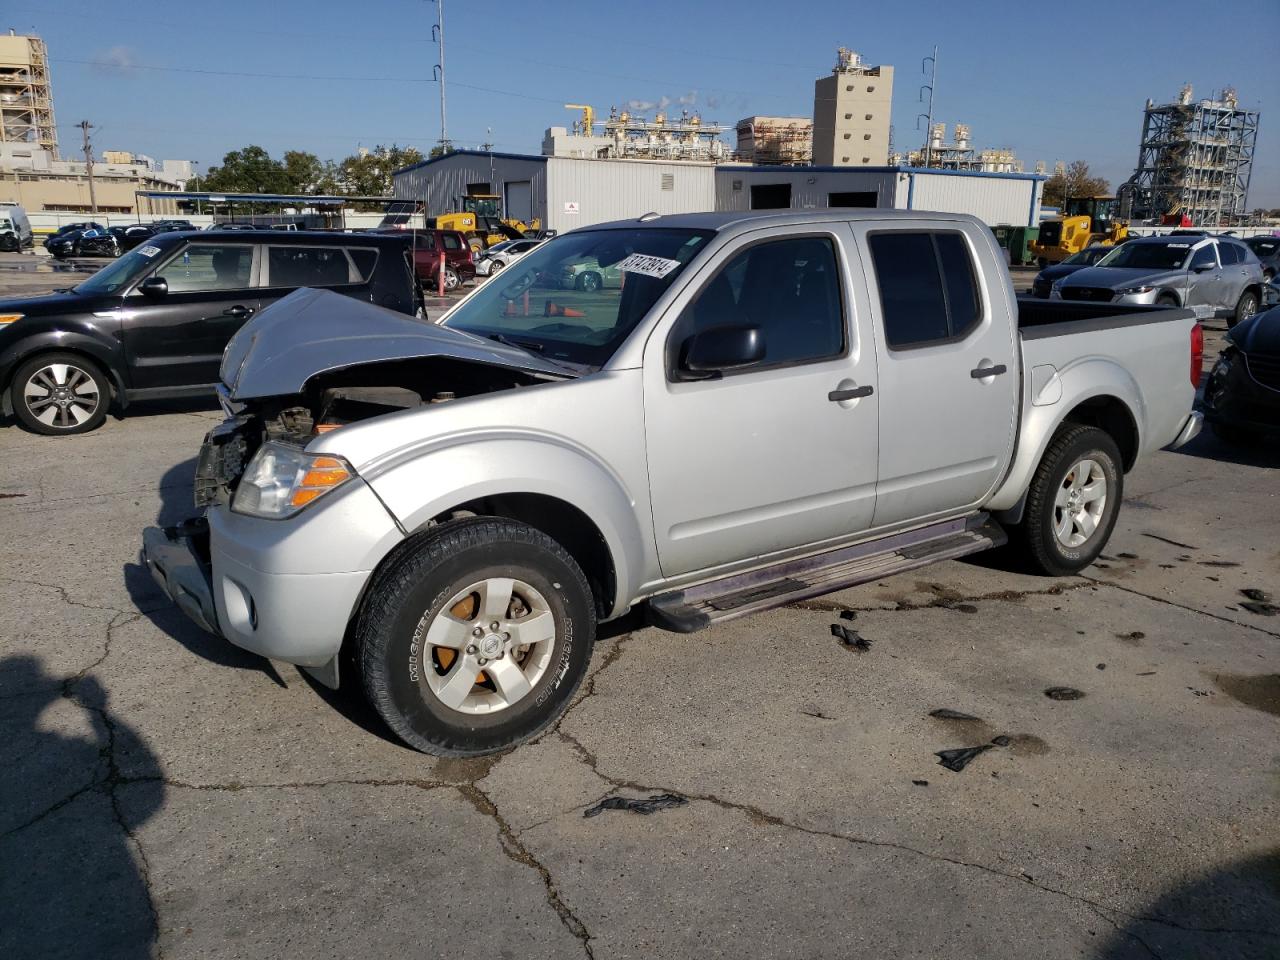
left=646, top=515, right=1006, bottom=633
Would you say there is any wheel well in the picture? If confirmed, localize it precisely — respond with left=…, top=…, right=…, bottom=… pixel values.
left=1062, top=396, right=1139, bottom=471
left=437, top=493, right=617, bottom=619
left=1155, top=289, right=1180, bottom=305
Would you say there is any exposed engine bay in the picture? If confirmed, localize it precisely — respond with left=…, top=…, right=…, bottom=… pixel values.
left=193, top=356, right=559, bottom=507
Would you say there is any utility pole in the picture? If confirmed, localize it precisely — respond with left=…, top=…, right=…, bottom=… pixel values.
left=431, top=0, right=449, bottom=153
left=918, top=46, right=938, bottom=169
left=79, top=120, right=98, bottom=215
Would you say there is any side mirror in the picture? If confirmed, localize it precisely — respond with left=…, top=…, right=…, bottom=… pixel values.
left=681, top=324, right=765, bottom=377
left=138, top=276, right=168, bottom=297
left=1192, top=262, right=1214, bottom=273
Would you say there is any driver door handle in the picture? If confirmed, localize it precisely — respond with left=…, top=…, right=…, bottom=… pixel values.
left=970, top=363, right=1007, bottom=379
left=828, top=385, right=873, bottom=402
left=222, top=305, right=253, bottom=318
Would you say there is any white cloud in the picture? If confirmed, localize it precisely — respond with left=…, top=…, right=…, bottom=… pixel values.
left=92, top=46, right=138, bottom=75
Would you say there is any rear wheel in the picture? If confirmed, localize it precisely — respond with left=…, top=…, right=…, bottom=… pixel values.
left=10, top=352, right=111, bottom=435
left=1230, top=290, right=1258, bottom=328
left=436, top=266, right=460, bottom=292
left=1013, top=425, right=1123, bottom=576
left=356, top=518, right=596, bottom=756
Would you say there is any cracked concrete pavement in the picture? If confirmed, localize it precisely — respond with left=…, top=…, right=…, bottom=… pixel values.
left=1, top=327, right=1278, bottom=958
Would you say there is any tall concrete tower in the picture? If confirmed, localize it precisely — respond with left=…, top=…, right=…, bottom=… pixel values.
left=0, top=32, right=58, bottom=158
left=812, top=48, right=893, bottom=167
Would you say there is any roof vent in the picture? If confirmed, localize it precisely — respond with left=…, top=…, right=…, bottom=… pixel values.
left=638, top=211, right=661, bottom=221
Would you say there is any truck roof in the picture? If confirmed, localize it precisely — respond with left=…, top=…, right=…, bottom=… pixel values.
left=584, top=209, right=989, bottom=237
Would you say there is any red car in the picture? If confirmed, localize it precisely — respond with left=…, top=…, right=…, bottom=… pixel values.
left=381, top=229, right=475, bottom=292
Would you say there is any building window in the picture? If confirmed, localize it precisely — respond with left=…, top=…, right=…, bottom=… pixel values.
left=844, top=113, right=852, bottom=120
left=865, top=114, right=873, bottom=120
left=862, top=157, right=870, bottom=163
left=863, top=134, right=871, bottom=140
left=846, top=85, right=853, bottom=91
left=842, top=156, right=850, bottom=162
left=843, top=133, right=851, bottom=139
left=867, top=86, right=875, bottom=92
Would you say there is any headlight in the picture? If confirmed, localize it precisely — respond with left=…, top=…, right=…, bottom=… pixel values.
left=0, top=313, right=23, bottom=325
left=231, top=442, right=354, bottom=519
left=1116, top=285, right=1155, bottom=296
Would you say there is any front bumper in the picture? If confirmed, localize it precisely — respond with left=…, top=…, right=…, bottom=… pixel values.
left=142, top=519, right=220, bottom=636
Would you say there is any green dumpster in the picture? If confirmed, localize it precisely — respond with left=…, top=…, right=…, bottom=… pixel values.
left=1008, top=226, right=1039, bottom=266
left=991, top=224, right=1013, bottom=250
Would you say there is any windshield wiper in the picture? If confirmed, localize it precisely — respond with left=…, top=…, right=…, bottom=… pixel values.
left=488, top=332, right=544, bottom=353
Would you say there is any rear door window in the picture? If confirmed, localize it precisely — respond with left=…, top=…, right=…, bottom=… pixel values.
left=868, top=231, right=984, bottom=349
left=347, top=248, right=378, bottom=281
left=1217, top=242, right=1243, bottom=265
left=442, top=233, right=463, bottom=251
left=267, top=246, right=358, bottom=287
left=155, top=244, right=253, bottom=293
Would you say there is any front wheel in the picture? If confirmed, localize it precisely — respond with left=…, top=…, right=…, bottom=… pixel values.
left=1230, top=290, right=1258, bottom=328
left=576, top=271, right=602, bottom=292
left=1013, top=424, right=1123, bottom=576
left=356, top=518, right=596, bottom=756
left=10, top=352, right=111, bottom=435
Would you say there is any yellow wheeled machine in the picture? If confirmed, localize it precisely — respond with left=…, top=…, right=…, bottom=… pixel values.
left=437, top=196, right=541, bottom=252
left=1030, top=196, right=1129, bottom=266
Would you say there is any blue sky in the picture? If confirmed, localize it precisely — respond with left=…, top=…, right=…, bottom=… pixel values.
left=12, top=0, right=1279, bottom=206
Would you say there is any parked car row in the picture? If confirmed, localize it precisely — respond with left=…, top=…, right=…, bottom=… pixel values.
left=43, top=220, right=196, bottom=259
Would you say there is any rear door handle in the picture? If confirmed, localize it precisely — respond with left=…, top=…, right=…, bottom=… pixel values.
left=828, top=385, right=874, bottom=402
left=221, top=305, right=253, bottom=318
left=970, top=364, right=1007, bottom=379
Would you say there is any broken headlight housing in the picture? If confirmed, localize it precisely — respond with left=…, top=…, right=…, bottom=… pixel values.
left=231, top=442, right=354, bottom=520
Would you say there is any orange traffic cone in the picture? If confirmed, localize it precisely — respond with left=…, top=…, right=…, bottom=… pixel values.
left=545, top=302, right=585, bottom=318
left=504, top=300, right=519, bottom=317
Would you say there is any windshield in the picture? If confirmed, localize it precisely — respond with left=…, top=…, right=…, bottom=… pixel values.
left=443, top=226, right=711, bottom=367
left=1096, top=242, right=1191, bottom=270
left=72, top=245, right=165, bottom=295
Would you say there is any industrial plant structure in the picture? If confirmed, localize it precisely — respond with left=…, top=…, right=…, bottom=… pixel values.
left=543, top=104, right=729, bottom=162
left=893, top=122, right=1022, bottom=174
left=811, top=48, right=893, bottom=167
left=0, top=31, right=57, bottom=156
left=1121, top=84, right=1260, bottom=225
left=735, top=116, right=813, bottom=165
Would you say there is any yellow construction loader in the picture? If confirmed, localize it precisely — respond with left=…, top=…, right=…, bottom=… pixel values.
left=437, top=196, right=540, bottom=251
left=1030, top=196, right=1129, bottom=266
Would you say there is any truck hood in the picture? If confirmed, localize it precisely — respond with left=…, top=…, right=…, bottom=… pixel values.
left=1061, top=266, right=1183, bottom=290
left=221, top=288, right=574, bottom=400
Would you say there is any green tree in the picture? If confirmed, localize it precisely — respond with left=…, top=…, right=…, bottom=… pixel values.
left=337, top=144, right=425, bottom=198
left=281, top=150, right=339, bottom=194
left=1042, top=160, right=1111, bottom=208
left=199, top=145, right=291, bottom=195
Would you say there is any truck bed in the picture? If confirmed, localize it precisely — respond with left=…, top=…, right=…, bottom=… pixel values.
left=1015, top=298, right=1187, bottom=337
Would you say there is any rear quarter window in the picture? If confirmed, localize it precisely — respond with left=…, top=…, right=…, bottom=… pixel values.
left=348, top=248, right=378, bottom=280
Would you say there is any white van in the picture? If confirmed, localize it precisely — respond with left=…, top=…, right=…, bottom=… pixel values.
left=0, top=205, right=33, bottom=251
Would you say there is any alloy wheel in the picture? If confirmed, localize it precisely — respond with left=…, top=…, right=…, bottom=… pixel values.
left=1053, top=458, right=1107, bottom=548
left=22, top=362, right=102, bottom=429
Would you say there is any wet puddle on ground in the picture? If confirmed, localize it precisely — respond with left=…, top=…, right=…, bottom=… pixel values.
left=1212, top=674, right=1280, bottom=717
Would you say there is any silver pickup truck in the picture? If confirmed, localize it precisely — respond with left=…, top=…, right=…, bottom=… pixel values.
left=143, top=210, right=1203, bottom=756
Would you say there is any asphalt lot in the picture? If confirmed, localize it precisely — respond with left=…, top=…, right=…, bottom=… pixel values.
left=1, top=252, right=1278, bottom=960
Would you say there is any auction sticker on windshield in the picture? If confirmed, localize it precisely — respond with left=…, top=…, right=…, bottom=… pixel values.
left=137, top=245, right=162, bottom=258
left=617, top=253, right=681, bottom=279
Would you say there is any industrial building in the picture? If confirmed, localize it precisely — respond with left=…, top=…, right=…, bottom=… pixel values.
left=543, top=105, right=729, bottom=162
left=1121, top=84, right=1260, bottom=225
left=393, top=150, right=717, bottom=233
left=892, top=122, right=1023, bottom=173
left=716, top=166, right=1042, bottom=226
left=393, top=150, right=1043, bottom=232
left=735, top=117, right=813, bottom=165
left=812, top=48, right=893, bottom=167
left=0, top=144, right=187, bottom=213
left=0, top=32, right=57, bottom=157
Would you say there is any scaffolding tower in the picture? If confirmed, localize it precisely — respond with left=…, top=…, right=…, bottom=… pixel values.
left=1122, top=85, right=1259, bottom=226
left=0, top=33, right=58, bottom=157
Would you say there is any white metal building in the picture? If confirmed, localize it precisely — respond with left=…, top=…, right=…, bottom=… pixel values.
left=714, top=165, right=1045, bottom=226
left=392, top=151, right=1045, bottom=231
left=392, top=150, right=716, bottom=233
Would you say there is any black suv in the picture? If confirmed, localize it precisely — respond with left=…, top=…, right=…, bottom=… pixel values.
left=0, top=230, right=416, bottom=434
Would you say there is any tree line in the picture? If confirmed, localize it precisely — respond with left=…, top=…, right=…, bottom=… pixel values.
left=195, top=144, right=426, bottom=205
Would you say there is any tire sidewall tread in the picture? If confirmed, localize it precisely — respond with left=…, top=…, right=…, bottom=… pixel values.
left=356, top=517, right=596, bottom=757
left=10, top=352, right=111, bottom=435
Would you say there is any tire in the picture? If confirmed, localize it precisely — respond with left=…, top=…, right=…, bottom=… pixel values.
left=9, top=352, right=111, bottom=435
left=0, top=233, right=16, bottom=252
left=1013, top=424, right=1123, bottom=577
left=489, top=259, right=504, bottom=273
left=439, top=267, right=460, bottom=292
left=576, top=271, right=602, bottom=292
left=356, top=517, right=596, bottom=756
left=1155, top=293, right=1178, bottom=308
left=1230, top=290, right=1258, bottom=328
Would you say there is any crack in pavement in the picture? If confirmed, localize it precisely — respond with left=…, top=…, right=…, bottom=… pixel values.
left=1084, top=576, right=1280, bottom=639
left=550, top=727, right=1280, bottom=943
left=1, top=575, right=136, bottom=617
left=457, top=781, right=595, bottom=959
left=1088, top=904, right=1162, bottom=959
